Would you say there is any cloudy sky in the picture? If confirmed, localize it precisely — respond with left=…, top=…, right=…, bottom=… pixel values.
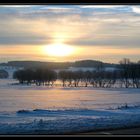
left=0, top=5, right=140, bottom=63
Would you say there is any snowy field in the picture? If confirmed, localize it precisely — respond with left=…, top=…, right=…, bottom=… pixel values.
left=0, top=79, right=140, bottom=134
left=55, top=66, right=117, bottom=73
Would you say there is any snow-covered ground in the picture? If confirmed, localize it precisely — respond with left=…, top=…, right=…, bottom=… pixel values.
left=55, top=66, right=117, bottom=73
left=0, top=79, right=140, bottom=134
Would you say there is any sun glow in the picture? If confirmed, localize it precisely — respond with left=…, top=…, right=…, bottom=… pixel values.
left=43, top=43, right=75, bottom=57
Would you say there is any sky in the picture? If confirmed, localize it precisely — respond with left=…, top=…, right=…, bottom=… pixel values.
left=0, top=5, right=140, bottom=63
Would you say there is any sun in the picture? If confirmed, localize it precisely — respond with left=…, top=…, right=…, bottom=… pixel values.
left=43, top=43, right=74, bottom=57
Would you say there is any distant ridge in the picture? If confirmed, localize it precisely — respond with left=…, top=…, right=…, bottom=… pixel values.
left=0, top=60, right=117, bottom=69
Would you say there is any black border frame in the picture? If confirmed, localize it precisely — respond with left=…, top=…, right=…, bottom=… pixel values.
left=0, top=1, right=140, bottom=138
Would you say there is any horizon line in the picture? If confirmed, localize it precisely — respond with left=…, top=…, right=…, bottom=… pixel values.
left=0, top=58, right=139, bottom=65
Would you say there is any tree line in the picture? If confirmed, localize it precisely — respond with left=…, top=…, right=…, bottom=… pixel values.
left=13, top=69, right=57, bottom=86
left=13, top=58, right=140, bottom=88
left=0, top=70, right=9, bottom=78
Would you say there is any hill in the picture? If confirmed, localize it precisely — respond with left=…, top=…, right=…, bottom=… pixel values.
left=0, top=60, right=116, bottom=69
